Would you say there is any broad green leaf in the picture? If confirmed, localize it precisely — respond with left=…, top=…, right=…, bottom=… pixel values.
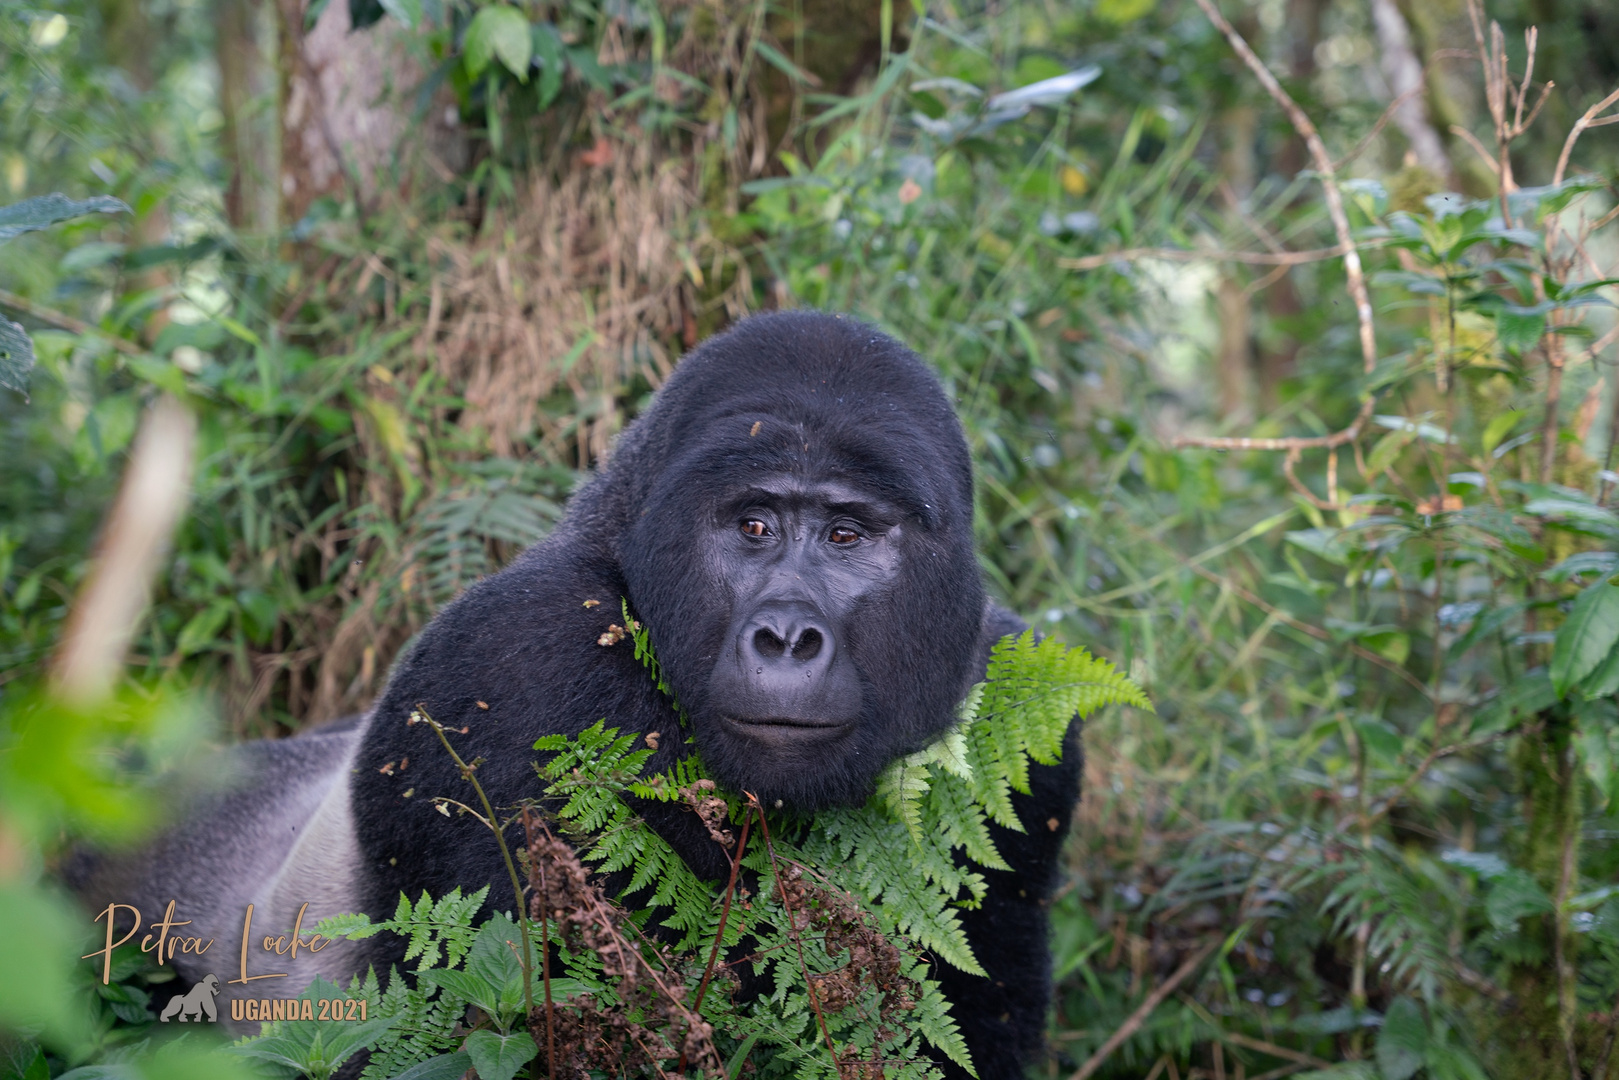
left=1526, top=498, right=1619, bottom=528
left=0, top=193, right=128, bottom=242
left=1354, top=716, right=1402, bottom=760
left=1480, top=409, right=1524, bottom=456
left=532, top=23, right=563, bottom=106
left=1551, top=581, right=1619, bottom=696
left=1580, top=641, right=1619, bottom=699
left=1365, top=426, right=1416, bottom=476
left=1376, top=997, right=1428, bottom=1080
left=1285, top=528, right=1351, bottom=566
left=464, top=6, right=531, bottom=82
left=1485, top=869, right=1554, bottom=930
left=464, top=1030, right=537, bottom=1080
left=0, top=315, right=33, bottom=397
left=1497, top=307, right=1545, bottom=354
left=389, top=1053, right=472, bottom=1080
left=1578, top=723, right=1615, bottom=808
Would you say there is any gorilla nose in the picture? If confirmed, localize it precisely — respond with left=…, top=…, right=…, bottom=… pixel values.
left=741, top=610, right=834, bottom=677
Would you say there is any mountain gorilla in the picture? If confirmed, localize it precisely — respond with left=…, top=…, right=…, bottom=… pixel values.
left=71, top=311, right=1082, bottom=1078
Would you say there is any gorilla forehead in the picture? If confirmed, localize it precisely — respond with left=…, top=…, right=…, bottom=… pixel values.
left=609, top=311, right=973, bottom=529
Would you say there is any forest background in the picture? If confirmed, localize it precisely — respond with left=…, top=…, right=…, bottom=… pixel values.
left=4, top=0, right=1619, bottom=1077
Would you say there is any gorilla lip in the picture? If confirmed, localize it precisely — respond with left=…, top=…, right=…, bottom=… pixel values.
left=720, top=714, right=851, bottom=732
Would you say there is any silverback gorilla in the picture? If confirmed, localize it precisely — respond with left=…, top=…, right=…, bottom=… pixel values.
left=72, top=311, right=1083, bottom=1078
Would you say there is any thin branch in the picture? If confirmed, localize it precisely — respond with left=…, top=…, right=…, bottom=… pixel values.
left=1554, top=87, right=1619, bottom=186
left=691, top=811, right=751, bottom=1015
left=1191, top=0, right=1377, bottom=379
left=750, top=793, right=838, bottom=1067
left=419, top=709, right=538, bottom=1031
left=1449, top=124, right=1503, bottom=175
left=0, top=288, right=144, bottom=356
left=1066, top=938, right=1220, bottom=1080
left=1594, top=982, right=1619, bottom=1080
left=1059, top=242, right=1375, bottom=272
left=1332, top=84, right=1427, bottom=173
left=1173, top=397, right=1377, bottom=454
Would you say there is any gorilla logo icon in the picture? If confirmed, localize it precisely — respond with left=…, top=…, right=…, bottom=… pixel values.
left=158, top=974, right=219, bottom=1022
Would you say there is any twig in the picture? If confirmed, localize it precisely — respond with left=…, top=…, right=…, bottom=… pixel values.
left=1223, top=1032, right=1331, bottom=1070
left=1059, top=242, right=1378, bottom=273
left=750, top=792, right=839, bottom=1067
left=1066, top=938, right=1220, bottom=1080
left=1332, top=84, right=1427, bottom=173
left=691, top=811, right=751, bottom=1016
left=1190, top=0, right=1375, bottom=379
left=1594, top=983, right=1619, bottom=1080
left=1554, top=87, right=1619, bottom=186
left=521, top=809, right=557, bottom=1080
left=1177, top=0, right=1381, bottom=484
left=1449, top=124, right=1502, bottom=176
left=417, top=708, right=537, bottom=1036
left=0, top=287, right=144, bottom=356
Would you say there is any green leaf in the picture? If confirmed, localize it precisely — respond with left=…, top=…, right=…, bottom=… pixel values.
left=1551, top=581, right=1619, bottom=696
left=0, top=1042, right=48, bottom=1080
left=1525, top=497, right=1619, bottom=528
left=233, top=977, right=395, bottom=1080
left=389, top=1053, right=473, bottom=1080
left=1096, top=0, right=1154, bottom=22
left=1485, top=869, right=1554, bottom=930
left=464, top=6, right=531, bottom=82
left=377, top=0, right=421, bottom=28
left=1376, top=996, right=1428, bottom=1080
left=1576, top=709, right=1615, bottom=808
left=1354, top=717, right=1403, bottom=760
left=464, top=1030, right=537, bottom=1080
left=1365, top=426, right=1416, bottom=476
left=726, top=1033, right=760, bottom=1079
left=1480, top=409, right=1524, bottom=456
left=1361, top=630, right=1410, bottom=666
left=1580, top=640, right=1619, bottom=699
left=1497, top=307, right=1546, bottom=354
left=532, top=23, right=564, bottom=106
left=0, top=316, right=33, bottom=398
left=175, top=600, right=233, bottom=657
left=0, top=193, right=128, bottom=242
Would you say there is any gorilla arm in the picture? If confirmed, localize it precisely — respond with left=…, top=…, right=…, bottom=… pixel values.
left=930, top=604, right=1084, bottom=1080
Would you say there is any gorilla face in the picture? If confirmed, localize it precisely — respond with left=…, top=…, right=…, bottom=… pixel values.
left=704, top=475, right=903, bottom=760
left=608, top=313, right=986, bottom=811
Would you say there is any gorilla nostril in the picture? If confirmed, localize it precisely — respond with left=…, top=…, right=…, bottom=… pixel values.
left=792, top=628, right=824, bottom=662
left=753, top=628, right=786, bottom=659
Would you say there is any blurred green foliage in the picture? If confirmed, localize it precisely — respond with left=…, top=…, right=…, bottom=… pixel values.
left=5, top=0, right=1619, bottom=1077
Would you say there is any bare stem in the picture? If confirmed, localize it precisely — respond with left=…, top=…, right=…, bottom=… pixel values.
left=750, top=792, right=838, bottom=1067
left=418, top=708, right=537, bottom=1036
left=1067, top=938, right=1220, bottom=1080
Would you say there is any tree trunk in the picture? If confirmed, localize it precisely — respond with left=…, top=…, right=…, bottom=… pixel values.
left=96, top=0, right=170, bottom=343
left=1370, top=0, right=1455, bottom=185
left=275, top=0, right=465, bottom=225
left=217, top=0, right=279, bottom=233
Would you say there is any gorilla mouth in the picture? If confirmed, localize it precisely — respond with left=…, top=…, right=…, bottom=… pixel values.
left=721, top=715, right=852, bottom=734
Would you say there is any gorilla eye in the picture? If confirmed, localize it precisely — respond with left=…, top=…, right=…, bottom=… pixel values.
left=829, top=527, right=861, bottom=545
left=741, top=518, right=770, bottom=538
